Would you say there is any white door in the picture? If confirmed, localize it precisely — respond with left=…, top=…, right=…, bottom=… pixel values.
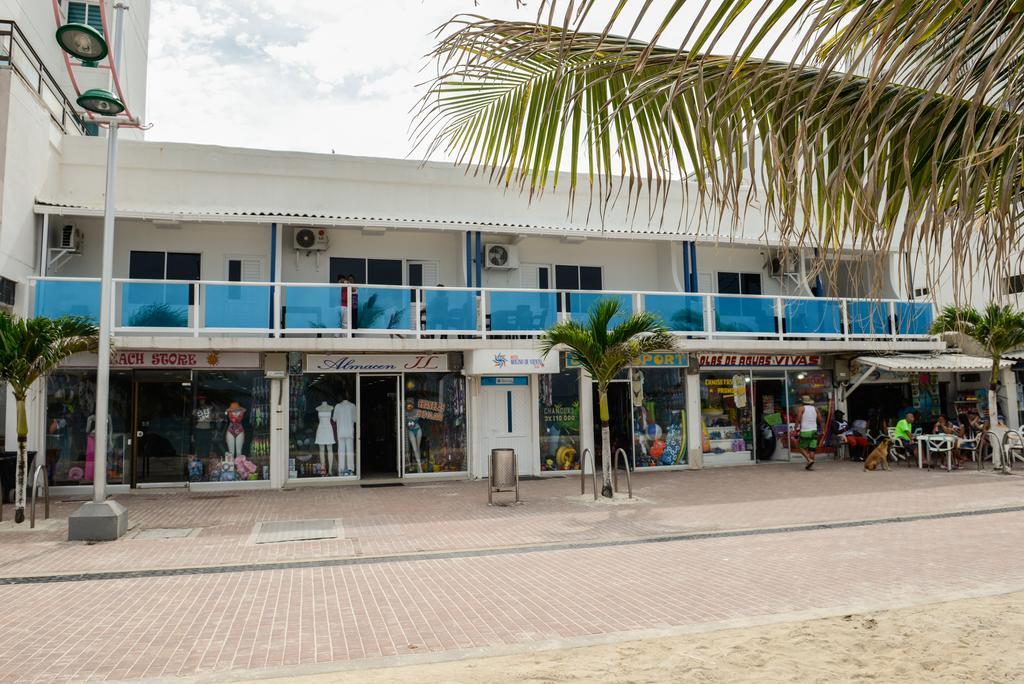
left=481, top=385, right=534, bottom=475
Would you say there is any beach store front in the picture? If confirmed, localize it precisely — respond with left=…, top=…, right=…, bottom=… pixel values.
left=697, top=354, right=834, bottom=467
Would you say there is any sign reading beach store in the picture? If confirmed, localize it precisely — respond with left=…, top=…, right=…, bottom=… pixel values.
left=305, top=353, right=449, bottom=373
left=465, top=349, right=559, bottom=375
left=63, top=351, right=261, bottom=369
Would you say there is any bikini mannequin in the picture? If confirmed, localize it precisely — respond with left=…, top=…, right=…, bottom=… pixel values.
left=84, top=415, right=111, bottom=481
left=314, top=401, right=335, bottom=476
left=332, top=396, right=356, bottom=475
left=405, top=401, right=423, bottom=473
left=224, top=401, right=247, bottom=461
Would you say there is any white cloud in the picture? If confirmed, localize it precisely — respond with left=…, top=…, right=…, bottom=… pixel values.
left=145, top=1, right=802, bottom=158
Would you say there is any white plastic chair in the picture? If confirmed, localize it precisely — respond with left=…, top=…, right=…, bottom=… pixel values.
left=919, top=434, right=955, bottom=471
left=1002, top=429, right=1024, bottom=470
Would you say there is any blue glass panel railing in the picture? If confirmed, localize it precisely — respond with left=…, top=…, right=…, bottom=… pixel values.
left=569, top=292, right=633, bottom=326
left=488, top=291, right=557, bottom=331
left=284, top=286, right=343, bottom=329
left=895, top=302, right=934, bottom=336
left=34, top=280, right=100, bottom=323
left=644, top=294, right=704, bottom=332
left=848, top=301, right=891, bottom=336
left=714, top=296, right=776, bottom=333
left=424, top=290, right=477, bottom=331
left=203, top=285, right=272, bottom=329
left=355, top=287, right=411, bottom=330
left=784, top=299, right=842, bottom=335
left=121, top=282, right=190, bottom=328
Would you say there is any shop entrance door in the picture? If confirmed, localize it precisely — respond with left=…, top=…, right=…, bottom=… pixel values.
left=133, top=375, right=192, bottom=485
left=358, top=375, right=400, bottom=478
left=480, top=383, right=534, bottom=476
left=592, top=381, right=634, bottom=468
left=753, top=377, right=791, bottom=462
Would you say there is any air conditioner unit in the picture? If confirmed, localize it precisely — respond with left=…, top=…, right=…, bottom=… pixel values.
left=766, top=251, right=797, bottom=277
left=484, top=243, right=519, bottom=270
left=293, top=227, right=329, bottom=251
left=58, top=224, right=83, bottom=251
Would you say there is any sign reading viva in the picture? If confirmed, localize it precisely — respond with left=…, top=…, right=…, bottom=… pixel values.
left=306, top=354, right=449, bottom=373
left=698, top=354, right=820, bottom=367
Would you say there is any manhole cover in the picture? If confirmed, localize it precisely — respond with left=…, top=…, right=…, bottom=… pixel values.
left=253, top=519, right=339, bottom=544
left=136, top=528, right=195, bottom=540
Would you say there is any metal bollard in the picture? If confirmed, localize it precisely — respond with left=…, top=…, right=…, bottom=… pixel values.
left=29, top=464, right=49, bottom=529
left=614, top=448, right=633, bottom=499
left=579, top=448, right=597, bottom=500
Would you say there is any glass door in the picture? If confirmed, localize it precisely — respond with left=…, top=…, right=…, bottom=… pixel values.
left=753, top=376, right=791, bottom=462
left=358, top=375, right=400, bottom=479
left=134, top=378, right=192, bottom=485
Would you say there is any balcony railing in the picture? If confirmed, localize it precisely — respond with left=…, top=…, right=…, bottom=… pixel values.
left=30, top=277, right=937, bottom=342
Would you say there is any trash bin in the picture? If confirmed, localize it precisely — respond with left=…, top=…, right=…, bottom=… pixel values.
left=0, top=451, right=37, bottom=504
left=488, top=448, right=519, bottom=504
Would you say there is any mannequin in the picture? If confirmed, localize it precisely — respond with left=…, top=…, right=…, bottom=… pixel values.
left=332, top=396, right=356, bottom=475
left=193, top=397, right=214, bottom=457
left=405, top=401, right=423, bottom=473
left=224, top=401, right=247, bottom=461
left=314, top=401, right=335, bottom=476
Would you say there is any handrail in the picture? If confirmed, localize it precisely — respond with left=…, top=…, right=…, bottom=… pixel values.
left=613, top=448, right=633, bottom=499
left=29, top=463, right=49, bottom=529
left=0, top=20, right=85, bottom=134
left=579, top=448, right=598, bottom=500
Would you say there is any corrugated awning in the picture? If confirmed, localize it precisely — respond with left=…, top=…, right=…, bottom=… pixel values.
left=854, top=354, right=1011, bottom=373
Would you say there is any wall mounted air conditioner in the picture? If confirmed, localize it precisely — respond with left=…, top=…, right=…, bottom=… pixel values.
left=766, top=251, right=797, bottom=277
left=293, top=227, right=328, bottom=251
left=484, top=243, right=519, bottom=270
left=58, top=224, right=83, bottom=252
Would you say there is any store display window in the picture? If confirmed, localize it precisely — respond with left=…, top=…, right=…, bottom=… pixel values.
left=700, top=371, right=753, bottom=463
left=45, top=371, right=132, bottom=486
left=786, top=371, right=834, bottom=429
left=631, top=368, right=688, bottom=467
left=403, top=373, right=467, bottom=474
left=289, top=373, right=357, bottom=478
left=539, top=368, right=581, bottom=471
left=188, top=371, right=269, bottom=483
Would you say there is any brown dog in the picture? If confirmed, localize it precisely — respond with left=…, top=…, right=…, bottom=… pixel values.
left=864, top=439, right=891, bottom=471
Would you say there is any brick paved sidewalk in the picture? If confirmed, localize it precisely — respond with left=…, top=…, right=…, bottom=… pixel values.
left=0, top=508, right=1022, bottom=682
left=0, top=463, right=1022, bottom=578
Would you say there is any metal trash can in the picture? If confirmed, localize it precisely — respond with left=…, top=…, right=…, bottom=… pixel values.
left=488, top=448, right=520, bottom=505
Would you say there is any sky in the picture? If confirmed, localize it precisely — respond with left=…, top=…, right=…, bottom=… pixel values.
left=145, top=1, right=799, bottom=159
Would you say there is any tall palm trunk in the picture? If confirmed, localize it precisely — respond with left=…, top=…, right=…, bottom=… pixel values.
left=14, top=395, right=27, bottom=523
left=597, top=385, right=613, bottom=498
left=990, top=358, right=1003, bottom=470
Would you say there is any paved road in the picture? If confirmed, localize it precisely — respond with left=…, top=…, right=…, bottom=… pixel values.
left=2, top=464, right=1024, bottom=679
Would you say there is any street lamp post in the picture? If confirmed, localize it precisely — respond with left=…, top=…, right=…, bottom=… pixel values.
left=62, top=1, right=131, bottom=541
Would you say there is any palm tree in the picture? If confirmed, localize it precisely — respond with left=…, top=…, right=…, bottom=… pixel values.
left=416, top=2, right=1024, bottom=292
left=931, top=304, right=1024, bottom=469
left=539, top=299, right=675, bottom=497
left=0, top=314, right=98, bottom=523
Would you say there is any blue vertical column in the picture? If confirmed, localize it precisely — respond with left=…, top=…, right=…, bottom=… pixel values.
left=475, top=231, right=483, bottom=288
left=269, top=222, right=277, bottom=332
left=812, top=248, right=823, bottom=296
left=689, top=241, right=699, bottom=292
left=465, top=232, right=473, bottom=288
left=681, top=241, right=691, bottom=292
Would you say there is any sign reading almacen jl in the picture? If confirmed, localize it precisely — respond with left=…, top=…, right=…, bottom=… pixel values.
left=305, top=354, right=449, bottom=373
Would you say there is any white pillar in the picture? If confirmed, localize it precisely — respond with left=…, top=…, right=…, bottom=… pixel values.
left=686, top=372, right=703, bottom=468
left=1002, top=368, right=1019, bottom=430
left=269, top=376, right=287, bottom=488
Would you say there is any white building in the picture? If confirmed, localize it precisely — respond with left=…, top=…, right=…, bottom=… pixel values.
left=1, top=2, right=1017, bottom=496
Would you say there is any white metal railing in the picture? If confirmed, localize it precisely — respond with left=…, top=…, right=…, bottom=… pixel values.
left=28, top=277, right=938, bottom=342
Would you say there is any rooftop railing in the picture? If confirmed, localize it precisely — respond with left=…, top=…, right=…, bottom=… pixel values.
left=31, top=277, right=937, bottom=343
left=0, top=20, right=86, bottom=135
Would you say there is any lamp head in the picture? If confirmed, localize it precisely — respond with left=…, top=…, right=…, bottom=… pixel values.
left=56, top=23, right=108, bottom=61
left=77, top=88, right=125, bottom=116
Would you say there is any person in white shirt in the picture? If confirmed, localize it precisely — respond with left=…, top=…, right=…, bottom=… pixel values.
left=796, top=395, right=822, bottom=470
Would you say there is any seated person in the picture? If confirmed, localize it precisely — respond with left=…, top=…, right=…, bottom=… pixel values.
left=834, top=411, right=869, bottom=460
left=893, top=411, right=918, bottom=459
left=955, top=413, right=984, bottom=466
left=930, top=414, right=961, bottom=468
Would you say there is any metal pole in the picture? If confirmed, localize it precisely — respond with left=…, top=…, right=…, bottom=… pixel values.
left=91, top=3, right=125, bottom=504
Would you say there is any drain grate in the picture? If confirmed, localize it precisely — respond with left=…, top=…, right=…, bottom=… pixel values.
left=360, top=483, right=404, bottom=488
left=136, top=528, right=195, bottom=540
left=253, top=519, right=339, bottom=544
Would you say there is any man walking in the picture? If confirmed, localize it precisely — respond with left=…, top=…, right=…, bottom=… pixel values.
left=797, top=395, right=822, bottom=470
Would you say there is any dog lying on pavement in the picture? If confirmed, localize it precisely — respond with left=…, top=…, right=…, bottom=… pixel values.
left=864, top=439, right=891, bottom=471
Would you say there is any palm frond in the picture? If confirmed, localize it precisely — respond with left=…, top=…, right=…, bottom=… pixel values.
left=0, top=314, right=99, bottom=398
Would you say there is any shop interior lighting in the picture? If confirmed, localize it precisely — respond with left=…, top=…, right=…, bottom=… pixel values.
left=55, top=22, right=108, bottom=61
left=77, top=88, right=126, bottom=116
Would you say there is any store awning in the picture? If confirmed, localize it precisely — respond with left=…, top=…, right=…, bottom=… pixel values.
left=853, top=354, right=1011, bottom=373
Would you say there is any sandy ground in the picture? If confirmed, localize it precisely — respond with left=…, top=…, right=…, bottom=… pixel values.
left=258, top=591, right=1024, bottom=683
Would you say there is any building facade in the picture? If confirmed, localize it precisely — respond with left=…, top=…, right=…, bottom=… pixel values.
left=1, top=2, right=1019, bottom=496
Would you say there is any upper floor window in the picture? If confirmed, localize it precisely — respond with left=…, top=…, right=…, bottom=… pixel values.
left=1006, top=275, right=1024, bottom=295
left=554, top=265, right=602, bottom=291
left=329, top=257, right=403, bottom=285
left=129, top=251, right=201, bottom=281
left=717, top=272, right=762, bottom=295
left=67, top=2, right=104, bottom=35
